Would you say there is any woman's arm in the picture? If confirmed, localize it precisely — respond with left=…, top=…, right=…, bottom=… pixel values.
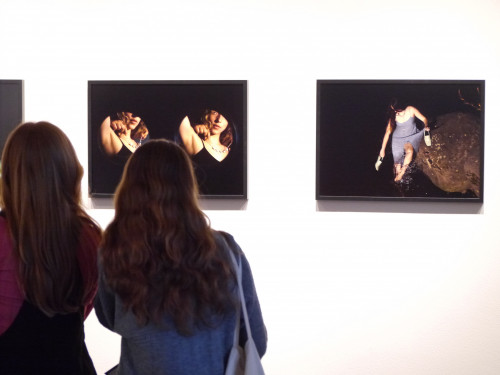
left=411, top=106, right=430, bottom=130
left=100, top=116, right=123, bottom=156
left=178, top=116, right=204, bottom=155
left=379, top=122, right=392, bottom=158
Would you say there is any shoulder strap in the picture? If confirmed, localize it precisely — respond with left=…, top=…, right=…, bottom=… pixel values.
left=222, top=233, right=254, bottom=341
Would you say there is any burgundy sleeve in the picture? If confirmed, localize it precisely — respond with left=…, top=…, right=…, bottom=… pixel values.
left=0, top=217, right=24, bottom=335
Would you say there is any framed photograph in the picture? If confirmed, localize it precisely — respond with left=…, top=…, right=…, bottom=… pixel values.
left=0, top=80, right=23, bottom=159
left=88, top=80, right=247, bottom=198
left=316, top=80, right=484, bottom=202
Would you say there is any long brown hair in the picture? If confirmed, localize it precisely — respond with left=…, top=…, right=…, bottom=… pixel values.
left=101, top=139, right=236, bottom=335
left=0, top=122, right=101, bottom=316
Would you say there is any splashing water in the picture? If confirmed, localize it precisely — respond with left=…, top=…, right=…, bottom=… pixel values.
left=394, top=162, right=417, bottom=195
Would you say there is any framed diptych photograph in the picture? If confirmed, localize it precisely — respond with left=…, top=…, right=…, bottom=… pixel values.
left=0, top=80, right=23, bottom=159
left=316, top=80, right=484, bottom=202
left=88, top=81, right=247, bottom=198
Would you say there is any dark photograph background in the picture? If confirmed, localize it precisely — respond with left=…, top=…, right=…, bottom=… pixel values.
left=0, top=80, right=23, bottom=159
left=89, top=81, right=246, bottom=198
left=316, top=80, right=484, bottom=201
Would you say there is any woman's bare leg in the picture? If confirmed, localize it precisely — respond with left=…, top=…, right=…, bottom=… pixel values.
left=394, top=164, right=401, bottom=178
left=394, top=143, right=414, bottom=181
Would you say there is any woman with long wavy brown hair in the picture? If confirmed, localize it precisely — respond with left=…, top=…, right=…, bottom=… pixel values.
left=0, top=122, right=101, bottom=374
left=95, top=139, right=266, bottom=375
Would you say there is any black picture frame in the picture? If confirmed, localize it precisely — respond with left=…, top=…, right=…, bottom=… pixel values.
left=0, top=80, right=23, bottom=159
left=316, top=80, right=484, bottom=202
left=88, top=80, right=247, bottom=199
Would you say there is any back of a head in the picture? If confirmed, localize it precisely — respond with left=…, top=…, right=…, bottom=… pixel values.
left=115, top=139, right=200, bottom=217
left=1, top=121, right=88, bottom=316
left=1, top=121, right=83, bottom=221
left=103, top=140, right=236, bottom=333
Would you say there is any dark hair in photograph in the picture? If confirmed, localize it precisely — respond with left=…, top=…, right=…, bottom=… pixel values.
left=387, top=97, right=400, bottom=133
left=100, top=139, right=236, bottom=335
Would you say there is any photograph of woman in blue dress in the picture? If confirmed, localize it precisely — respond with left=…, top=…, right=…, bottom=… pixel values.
left=316, top=80, right=484, bottom=201
left=376, top=99, right=431, bottom=182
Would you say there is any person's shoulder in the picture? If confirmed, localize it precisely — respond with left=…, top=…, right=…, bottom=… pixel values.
left=214, top=230, right=242, bottom=255
left=216, top=230, right=233, bottom=240
left=213, top=230, right=232, bottom=246
left=215, top=230, right=237, bottom=244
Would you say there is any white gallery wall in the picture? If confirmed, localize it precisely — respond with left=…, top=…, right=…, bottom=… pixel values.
left=2, top=0, right=500, bottom=373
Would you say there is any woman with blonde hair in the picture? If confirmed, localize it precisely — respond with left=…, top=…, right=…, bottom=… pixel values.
left=0, top=122, right=101, bottom=374
left=96, top=139, right=266, bottom=375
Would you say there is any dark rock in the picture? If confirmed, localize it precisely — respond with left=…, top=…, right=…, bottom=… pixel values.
left=415, top=112, right=481, bottom=197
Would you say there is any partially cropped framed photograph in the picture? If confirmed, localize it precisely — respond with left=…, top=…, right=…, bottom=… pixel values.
left=0, top=80, right=23, bottom=159
left=316, top=80, right=484, bottom=202
left=88, top=80, right=247, bottom=198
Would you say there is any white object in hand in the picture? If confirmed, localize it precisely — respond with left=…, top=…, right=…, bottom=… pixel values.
left=424, top=130, right=432, bottom=147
